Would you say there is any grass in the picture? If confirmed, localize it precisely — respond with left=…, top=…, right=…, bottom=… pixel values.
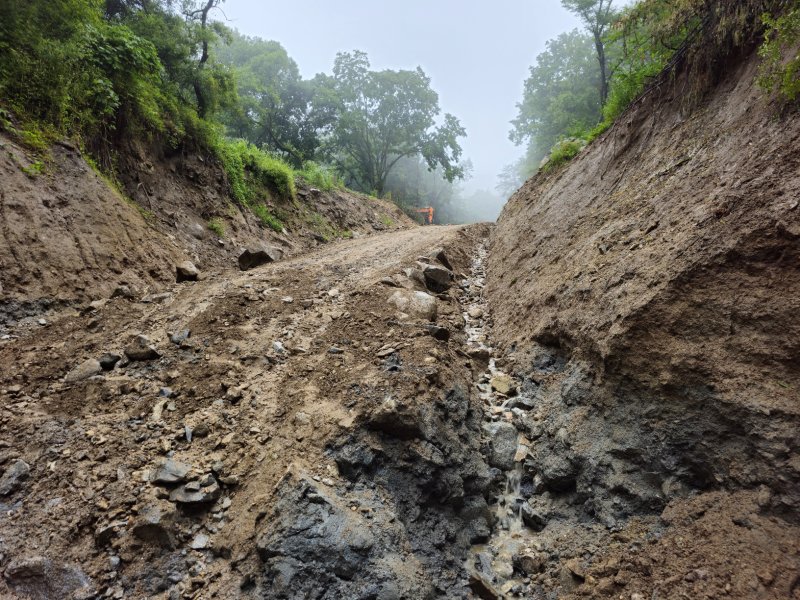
left=21, top=160, right=44, bottom=177
left=296, top=161, right=342, bottom=192
left=541, top=138, right=586, bottom=172
left=252, top=203, right=283, bottom=232
left=379, top=214, right=395, bottom=228
left=208, top=217, right=225, bottom=237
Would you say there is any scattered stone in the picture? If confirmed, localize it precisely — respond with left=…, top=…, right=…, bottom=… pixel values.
left=468, top=572, right=501, bottom=600
left=422, top=264, right=453, bottom=293
left=37, top=318, right=47, bottom=326
left=328, top=288, right=340, bottom=298
left=132, top=501, right=176, bottom=547
left=238, top=246, right=282, bottom=271
left=124, top=335, right=160, bottom=361
left=282, top=296, right=294, bottom=304
left=490, top=374, right=516, bottom=396
left=111, top=285, right=135, bottom=299
left=191, top=533, right=210, bottom=550
left=175, top=261, right=199, bottom=283
left=521, top=503, right=549, bottom=532
left=483, top=422, right=517, bottom=470
left=513, top=552, right=547, bottom=575
left=468, top=307, right=484, bottom=319
left=273, top=341, right=286, bottom=354
left=0, top=459, right=30, bottom=496
left=431, top=248, right=453, bottom=270
left=376, top=348, right=396, bottom=358
left=379, top=277, right=400, bottom=287
left=170, top=478, right=221, bottom=504
left=387, top=290, right=437, bottom=321
left=328, top=347, right=344, bottom=355
left=150, top=459, right=191, bottom=485
left=98, top=353, right=121, bottom=371
left=468, top=347, right=491, bottom=362
left=170, top=329, right=191, bottom=345
left=426, top=325, right=450, bottom=341
left=65, top=359, right=102, bottom=383
left=188, top=222, right=208, bottom=240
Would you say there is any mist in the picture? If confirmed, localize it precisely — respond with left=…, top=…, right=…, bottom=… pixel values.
left=219, top=0, right=582, bottom=221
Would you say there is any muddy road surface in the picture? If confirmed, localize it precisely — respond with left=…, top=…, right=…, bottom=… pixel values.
left=0, top=224, right=500, bottom=599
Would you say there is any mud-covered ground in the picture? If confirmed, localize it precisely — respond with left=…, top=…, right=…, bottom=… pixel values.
left=0, top=224, right=501, bottom=599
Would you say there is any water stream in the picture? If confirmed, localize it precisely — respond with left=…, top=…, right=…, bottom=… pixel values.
left=461, top=243, right=534, bottom=597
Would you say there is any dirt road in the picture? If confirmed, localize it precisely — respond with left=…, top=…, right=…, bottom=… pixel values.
left=0, top=224, right=493, bottom=599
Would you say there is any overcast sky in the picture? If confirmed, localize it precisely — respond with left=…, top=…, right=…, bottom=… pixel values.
left=219, top=1, right=582, bottom=194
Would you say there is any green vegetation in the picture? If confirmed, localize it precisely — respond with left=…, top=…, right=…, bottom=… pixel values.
left=215, top=138, right=296, bottom=205
left=379, top=214, right=395, bottom=228
left=506, top=0, right=798, bottom=181
left=252, top=203, right=284, bottom=232
left=21, top=160, right=44, bottom=177
left=542, top=139, right=586, bottom=172
left=759, top=4, right=800, bottom=101
left=207, top=217, right=225, bottom=237
left=297, top=161, right=343, bottom=192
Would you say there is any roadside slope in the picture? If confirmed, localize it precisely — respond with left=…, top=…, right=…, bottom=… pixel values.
left=486, top=47, right=800, bottom=598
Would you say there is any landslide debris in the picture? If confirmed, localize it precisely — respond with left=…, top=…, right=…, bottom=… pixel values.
left=483, top=36, right=800, bottom=600
left=0, top=224, right=498, bottom=599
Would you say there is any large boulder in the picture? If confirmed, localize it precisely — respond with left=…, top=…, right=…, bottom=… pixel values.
left=124, top=335, right=160, bottom=361
left=422, top=264, right=454, bottom=293
left=64, top=359, right=102, bottom=383
left=238, top=246, right=283, bottom=271
left=387, top=290, right=437, bottom=321
left=483, top=422, right=518, bottom=471
left=175, top=260, right=199, bottom=282
left=0, top=459, right=30, bottom=496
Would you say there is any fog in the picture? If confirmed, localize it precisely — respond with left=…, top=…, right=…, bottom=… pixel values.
left=221, top=1, right=582, bottom=218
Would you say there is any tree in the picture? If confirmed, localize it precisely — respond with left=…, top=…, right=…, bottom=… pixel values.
left=313, top=51, right=466, bottom=197
left=562, top=0, right=616, bottom=103
left=216, top=33, right=326, bottom=166
left=510, top=30, right=602, bottom=164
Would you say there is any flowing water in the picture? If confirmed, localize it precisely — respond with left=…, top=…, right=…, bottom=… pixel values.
left=461, top=243, right=535, bottom=597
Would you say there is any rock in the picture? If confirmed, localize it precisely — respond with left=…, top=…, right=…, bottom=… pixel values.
left=0, top=459, right=30, bottom=496
left=490, top=374, right=516, bottom=396
left=431, top=248, right=453, bottom=270
left=170, top=329, right=191, bottom=345
left=170, top=478, right=221, bottom=504
left=328, top=347, right=344, bottom=355
left=65, top=359, right=102, bottom=383
left=238, top=246, right=282, bottom=271
left=521, top=503, right=548, bottom=532
left=513, top=552, right=547, bottom=575
left=98, top=353, right=121, bottom=371
left=150, top=459, right=191, bottom=485
left=426, top=325, right=450, bottom=341
left=468, top=572, right=501, bottom=600
left=376, top=347, right=396, bottom=358
left=379, top=277, right=400, bottom=287
left=387, top=290, right=437, bottom=321
left=537, top=454, right=579, bottom=492
left=132, top=501, right=176, bottom=547
left=124, top=335, right=160, bottom=361
left=468, top=347, right=491, bottom=363
left=4, top=556, right=93, bottom=600
left=422, top=264, right=453, bottom=293
left=175, top=261, right=199, bottom=283
left=94, top=521, right=126, bottom=547
left=468, top=307, right=484, bottom=319
left=188, top=222, right=208, bottom=240
left=483, top=422, right=517, bottom=470
left=111, top=285, right=135, bottom=299
left=191, top=533, right=209, bottom=550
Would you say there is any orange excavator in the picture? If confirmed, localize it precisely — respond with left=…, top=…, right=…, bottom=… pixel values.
left=413, top=206, right=435, bottom=225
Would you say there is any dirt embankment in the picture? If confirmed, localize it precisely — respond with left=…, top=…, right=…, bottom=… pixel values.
left=485, top=50, right=800, bottom=597
left=0, top=134, right=413, bottom=325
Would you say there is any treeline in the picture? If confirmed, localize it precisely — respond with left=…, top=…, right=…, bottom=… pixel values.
left=503, top=0, right=800, bottom=191
left=0, top=0, right=471, bottom=225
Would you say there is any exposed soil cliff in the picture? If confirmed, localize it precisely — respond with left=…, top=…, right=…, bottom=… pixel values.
left=0, top=134, right=413, bottom=326
left=485, top=46, right=800, bottom=598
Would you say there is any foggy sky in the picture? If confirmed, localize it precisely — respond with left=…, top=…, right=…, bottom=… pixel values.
left=219, top=1, right=581, bottom=195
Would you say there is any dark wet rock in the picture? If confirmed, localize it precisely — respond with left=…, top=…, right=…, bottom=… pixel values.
left=536, top=453, right=579, bottom=493
left=521, top=503, right=549, bottom=532
left=150, top=459, right=191, bottom=485
left=132, top=502, right=176, bottom=547
left=238, top=246, right=282, bottom=271
left=513, top=552, right=547, bottom=575
left=426, top=325, right=450, bottom=341
left=175, top=260, right=199, bottom=283
left=169, top=329, right=191, bottom=345
left=468, top=572, right=501, bottom=600
left=124, top=335, right=160, bottom=361
left=170, top=477, right=221, bottom=504
left=422, top=264, right=454, bottom=293
left=64, top=359, right=102, bottom=383
left=94, top=521, right=126, bottom=547
left=483, top=422, right=518, bottom=470
left=256, top=476, right=434, bottom=599
left=98, top=353, right=121, bottom=371
left=0, top=459, right=30, bottom=496
left=4, top=555, right=94, bottom=600
left=430, top=248, right=453, bottom=270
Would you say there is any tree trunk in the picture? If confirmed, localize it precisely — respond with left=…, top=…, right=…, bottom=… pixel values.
left=594, top=32, right=608, bottom=104
left=193, top=0, right=215, bottom=119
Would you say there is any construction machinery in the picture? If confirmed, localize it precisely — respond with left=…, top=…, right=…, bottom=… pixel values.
left=413, top=206, right=435, bottom=225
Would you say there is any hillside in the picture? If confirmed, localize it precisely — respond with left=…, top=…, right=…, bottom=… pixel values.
left=485, top=41, right=800, bottom=599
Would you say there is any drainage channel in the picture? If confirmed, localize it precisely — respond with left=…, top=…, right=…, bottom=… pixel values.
left=461, top=242, right=537, bottom=599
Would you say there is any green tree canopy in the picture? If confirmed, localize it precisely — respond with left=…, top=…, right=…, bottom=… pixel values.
left=510, top=30, right=602, bottom=163
left=313, top=51, right=466, bottom=196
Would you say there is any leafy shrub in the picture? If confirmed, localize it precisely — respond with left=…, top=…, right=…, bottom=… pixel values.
left=214, top=138, right=296, bottom=204
left=207, top=217, right=225, bottom=237
left=252, top=203, right=283, bottom=232
left=296, top=161, right=342, bottom=191
left=542, top=138, right=586, bottom=171
left=759, top=6, right=800, bottom=101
